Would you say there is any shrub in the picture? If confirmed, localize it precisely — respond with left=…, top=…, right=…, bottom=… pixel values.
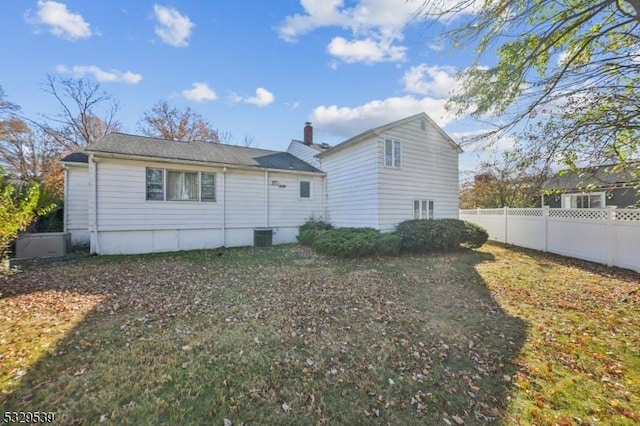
left=461, top=221, right=489, bottom=248
left=312, top=227, right=400, bottom=258
left=0, top=173, right=55, bottom=266
left=297, top=229, right=320, bottom=246
left=396, top=219, right=488, bottom=253
left=297, top=218, right=333, bottom=246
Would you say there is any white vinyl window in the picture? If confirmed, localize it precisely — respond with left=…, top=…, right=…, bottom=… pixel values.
left=299, top=180, right=311, bottom=199
left=384, top=139, right=401, bottom=168
left=146, top=168, right=164, bottom=200
left=146, top=168, right=216, bottom=202
left=562, top=192, right=604, bottom=209
left=167, top=170, right=198, bottom=201
left=414, top=200, right=434, bottom=219
left=200, top=172, right=216, bottom=202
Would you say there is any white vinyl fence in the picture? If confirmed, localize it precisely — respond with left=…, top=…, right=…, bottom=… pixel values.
left=460, top=207, right=640, bottom=272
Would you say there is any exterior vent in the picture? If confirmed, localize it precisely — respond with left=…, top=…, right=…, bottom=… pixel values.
left=253, top=228, right=273, bottom=247
left=15, top=232, right=71, bottom=259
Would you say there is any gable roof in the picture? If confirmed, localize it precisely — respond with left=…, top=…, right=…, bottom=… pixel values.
left=543, top=164, right=640, bottom=191
left=60, top=152, right=88, bottom=164
left=317, top=112, right=462, bottom=158
left=289, top=139, right=332, bottom=152
left=84, top=133, right=322, bottom=173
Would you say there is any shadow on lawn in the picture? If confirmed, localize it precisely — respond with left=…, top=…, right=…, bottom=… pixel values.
left=1, top=247, right=528, bottom=425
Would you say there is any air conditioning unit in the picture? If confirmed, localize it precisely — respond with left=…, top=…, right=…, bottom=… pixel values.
left=253, top=228, right=273, bottom=247
left=15, top=233, right=71, bottom=259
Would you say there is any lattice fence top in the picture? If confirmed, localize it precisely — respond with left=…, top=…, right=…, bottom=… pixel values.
left=478, top=209, right=505, bottom=215
left=547, top=209, right=609, bottom=220
left=461, top=207, right=640, bottom=221
left=507, top=208, right=544, bottom=217
left=615, top=209, right=640, bottom=221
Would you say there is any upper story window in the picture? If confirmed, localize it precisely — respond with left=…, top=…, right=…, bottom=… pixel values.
left=384, top=139, right=401, bottom=168
left=299, top=180, right=311, bottom=199
left=146, top=168, right=216, bottom=202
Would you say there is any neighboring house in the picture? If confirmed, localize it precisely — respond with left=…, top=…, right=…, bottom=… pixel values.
left=542, top=164, right=640, bottom=208
left=63, top=112, right=461, bottom=255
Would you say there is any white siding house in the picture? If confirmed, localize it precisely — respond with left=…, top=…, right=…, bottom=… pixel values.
left=63, top=113, right=461, bottom=255
left=314, top=113, right=461, bottom=232
left=61, top=154, right=90, bottom=247
left=62, top=134, right=324, bottom=255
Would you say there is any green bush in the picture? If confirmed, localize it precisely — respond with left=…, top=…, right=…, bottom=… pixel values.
left=297, top=218, right=333, bottom=246
left=396, top=219, right=487, bottom=253
left=461, top=221, right=489, bottom=248
left=297, top=229, right=320, bottom=246
left=311, top=227, right=400, bottom=258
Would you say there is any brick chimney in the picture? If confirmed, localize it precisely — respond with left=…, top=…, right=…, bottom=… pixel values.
left=303, top=122, right=313, bottom=145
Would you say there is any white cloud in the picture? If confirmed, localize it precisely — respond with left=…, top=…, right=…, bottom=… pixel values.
left=28, top=0, right=92, bottom=40
left=328, top=36, right=406, bottom=63
left=181, top=82, right=217, bottom=102
left=230, top=88, right=275, bottom=107
left=246, top=88, right=275, bottom=107
left=310, top=95, right=458, bottom=137
left=402, top=64, right=459, bottom=97
left=153, top=4, right=194, bottom=47
left=55, top=64, right=142, bottom=84
left=278, top=0, right=425, bottom=64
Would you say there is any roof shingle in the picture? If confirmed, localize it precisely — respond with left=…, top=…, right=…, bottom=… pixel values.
left=84, top=133, right=322, bottom=173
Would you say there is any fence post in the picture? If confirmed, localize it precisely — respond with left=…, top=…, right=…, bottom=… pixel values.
left=543, top=206, right=549, bottom=252
left=607, top=206, right=616, bottom=267
left=503, top=206, right=508, bottom=244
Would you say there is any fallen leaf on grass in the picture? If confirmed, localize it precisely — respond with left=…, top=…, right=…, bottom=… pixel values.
left=452, top=414, right=464, bottom=424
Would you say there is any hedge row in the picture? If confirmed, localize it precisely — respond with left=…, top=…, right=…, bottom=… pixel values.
left=297, top=218, right=488, bottom=258
left=395, top=219, right=488, bottom=252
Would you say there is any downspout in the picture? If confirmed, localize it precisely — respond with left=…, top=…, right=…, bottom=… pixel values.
left=62, top=165, right=69, bottom=233
left=89, top=154, right=100, bottom=254
left=322, top=174, right=326, bottom=220
left=264, top=170, right=269, bottom=227
left=222, top=167, right=226, bottom=247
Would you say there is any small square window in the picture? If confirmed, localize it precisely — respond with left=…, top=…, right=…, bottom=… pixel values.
left=414, top=199, right=434, bottom=219
left=167, top=170, right=198, bottom=201
left=300, top=180, right=311, bottom=199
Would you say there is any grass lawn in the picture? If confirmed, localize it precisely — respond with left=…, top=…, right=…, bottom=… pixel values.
left=1, top=243, right=638, bottom=425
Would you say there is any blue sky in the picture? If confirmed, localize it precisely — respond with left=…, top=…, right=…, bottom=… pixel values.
left=0, top=0, right=499, bottom=175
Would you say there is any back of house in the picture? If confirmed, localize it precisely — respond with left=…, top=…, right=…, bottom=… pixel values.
left=63, top=113, right=461, bottom=255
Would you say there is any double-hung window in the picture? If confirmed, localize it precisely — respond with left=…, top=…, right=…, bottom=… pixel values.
left=146, top=168, right=164, bottom=200
left=384, top=139, right=401, bottom=168
left=299, top=180, right=311, bottom=199
left=414, top=200, right=434, bottom=219
left=146, top=168, right=216, bottom=202
left=200, top=172, right=216, bottom=201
